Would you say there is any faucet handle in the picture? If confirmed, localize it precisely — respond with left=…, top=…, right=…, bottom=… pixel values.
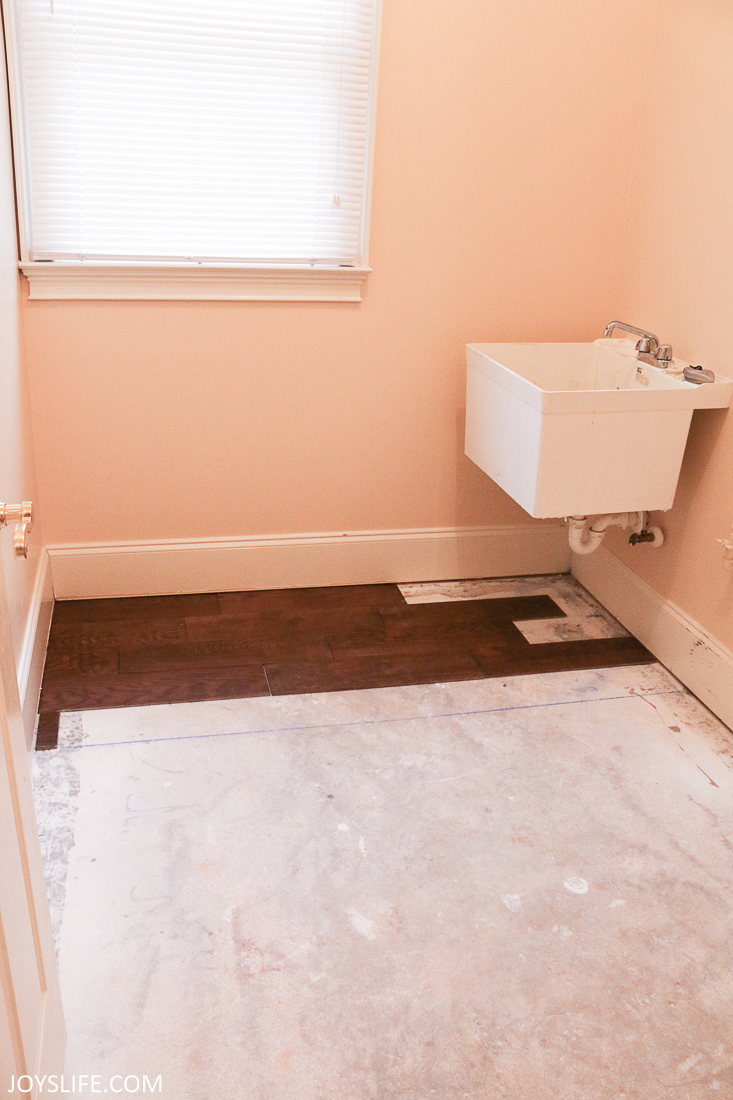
left=655, top=344, right=673, bottom=363
left=636, top=337, right=655, bottom=354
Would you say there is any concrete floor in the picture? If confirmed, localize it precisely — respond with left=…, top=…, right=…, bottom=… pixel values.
left=32, top=579, right=733, bottom=1099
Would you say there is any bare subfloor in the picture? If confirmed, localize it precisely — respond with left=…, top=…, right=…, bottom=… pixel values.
left=32, top=579, right=733, bottom=1099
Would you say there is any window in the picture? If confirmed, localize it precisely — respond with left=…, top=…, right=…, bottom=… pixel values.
left=3, top=0, right=380, bottom=300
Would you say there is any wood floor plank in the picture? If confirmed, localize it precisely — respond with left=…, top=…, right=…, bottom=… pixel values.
left=119, top=636, right=333, bottom=674
left=36, top=711, right=60, bottom=750
left=379, top=596, right=565, bottom=635
left=218, top=583, right=406, bottom=616
left=51, top=593, right=220, bottom=624
left=43, top=642, right=119, bottom=676
left=185, top=606, right=384, bottom=644
left=376, top=613, right=532, bottom=648
left=48, top=618, right=188, bottom=649
left=484, top=594, right=566, bottom=620
left=39, top=667, right=271, bottom=712
left=326, top=634, right=513, bottom=661
left=470, top=636, right=654, bottom=678
left=266, top=652, right=485, bottom=696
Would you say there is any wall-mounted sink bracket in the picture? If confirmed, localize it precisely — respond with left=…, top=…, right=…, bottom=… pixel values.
left=0, top=501, right=33, bottom=559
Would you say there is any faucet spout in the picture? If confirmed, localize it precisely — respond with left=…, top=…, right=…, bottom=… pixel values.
left=603, top=321, right=660, bottom=353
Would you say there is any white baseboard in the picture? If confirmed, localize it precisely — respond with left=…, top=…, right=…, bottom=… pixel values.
left=47, top=524, right=571, bottom=600
left=572, top=546, right=733, bottom=731
left=18, top=550, right=54, bottom=749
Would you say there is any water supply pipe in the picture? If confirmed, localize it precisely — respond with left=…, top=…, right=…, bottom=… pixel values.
left=568, top=512, right=663, bottom=555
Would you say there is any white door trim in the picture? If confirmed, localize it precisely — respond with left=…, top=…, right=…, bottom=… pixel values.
left=0, top=550, right=65, bottom=1094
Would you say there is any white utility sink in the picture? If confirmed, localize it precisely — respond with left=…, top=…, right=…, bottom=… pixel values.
left=465, top=338, right=733, bottom=518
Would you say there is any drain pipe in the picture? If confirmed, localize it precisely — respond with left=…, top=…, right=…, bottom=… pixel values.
left=568, top=512, right=663, bottom=555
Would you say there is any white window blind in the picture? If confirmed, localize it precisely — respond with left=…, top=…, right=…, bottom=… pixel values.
left=11, top=0, right=376, bottom=264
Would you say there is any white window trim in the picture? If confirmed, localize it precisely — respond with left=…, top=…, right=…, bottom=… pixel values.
left=5, top=1, right=382, bottom=303
left=18, top=261, right=372, bottom=302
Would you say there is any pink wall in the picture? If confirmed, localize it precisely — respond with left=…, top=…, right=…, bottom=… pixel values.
left=21, top=0, right=656, bottom=546
left=604, top=0, right=733, bottom=650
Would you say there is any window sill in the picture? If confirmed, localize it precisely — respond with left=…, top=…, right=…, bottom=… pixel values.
left=19, top=261, right=370, bottom=302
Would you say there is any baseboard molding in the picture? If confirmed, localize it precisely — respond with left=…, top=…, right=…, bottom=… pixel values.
left=18, top=550, right=54, bottom=749
left=47, top=524, right=571, bottom=600
left=572, top=546, right=733, bottom=731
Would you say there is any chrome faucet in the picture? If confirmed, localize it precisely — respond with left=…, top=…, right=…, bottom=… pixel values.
left=603, top=321, right=673, bottom=367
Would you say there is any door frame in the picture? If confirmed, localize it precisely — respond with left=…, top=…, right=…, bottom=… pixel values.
left=0, top=548, right=65, bottom=1095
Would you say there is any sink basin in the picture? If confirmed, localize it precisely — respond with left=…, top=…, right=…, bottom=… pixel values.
left=465, top=338, right=733, bottom=518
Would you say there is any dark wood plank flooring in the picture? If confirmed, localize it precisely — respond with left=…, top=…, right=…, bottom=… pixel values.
left=36, top=583, right=654, bottom=750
